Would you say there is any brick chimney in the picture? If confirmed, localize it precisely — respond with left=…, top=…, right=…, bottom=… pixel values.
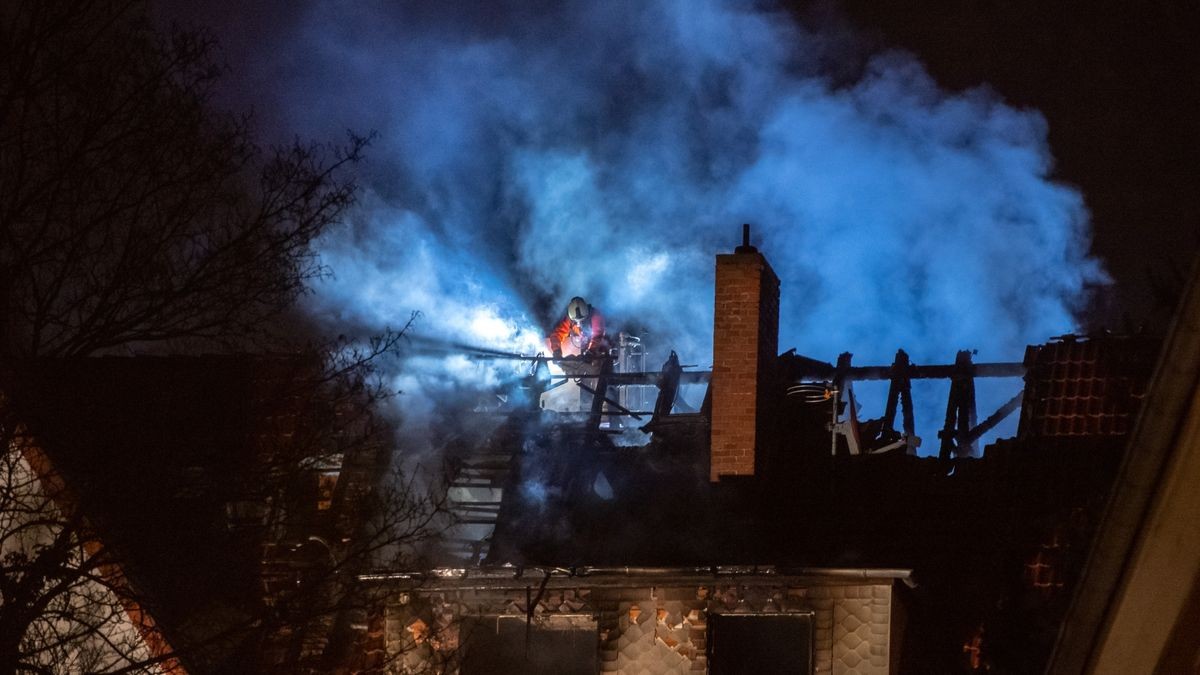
left=710, top=224, right=780, bottom=482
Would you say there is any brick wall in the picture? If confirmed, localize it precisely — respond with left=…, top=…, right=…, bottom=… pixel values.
left=710, top=247, right=780, bottom=481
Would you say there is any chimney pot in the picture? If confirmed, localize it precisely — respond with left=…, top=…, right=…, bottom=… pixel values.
left=735, top=223, right=758, bottom=254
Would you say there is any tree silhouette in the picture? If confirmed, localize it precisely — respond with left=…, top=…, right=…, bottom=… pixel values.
left=0, top=2, right=435, bottom=672
left=0, top=0, right=363, bottom=359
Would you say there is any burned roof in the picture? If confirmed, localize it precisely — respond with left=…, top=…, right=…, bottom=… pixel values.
left=460, top=333, right=1161, bottom=670
left=478, top=336, right=1155, bottom=572
left=485, top=421, right=1124, bottom=571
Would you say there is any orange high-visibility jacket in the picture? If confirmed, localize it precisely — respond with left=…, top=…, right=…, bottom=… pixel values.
left=547, top=308, right=607, bottom=356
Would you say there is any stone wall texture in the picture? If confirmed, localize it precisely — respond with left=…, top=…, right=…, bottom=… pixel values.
left=382, top=578, right=899, bottom=674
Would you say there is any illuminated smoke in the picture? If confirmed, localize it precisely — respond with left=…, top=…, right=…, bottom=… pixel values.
left=244, top=1, right=1104, bottom=449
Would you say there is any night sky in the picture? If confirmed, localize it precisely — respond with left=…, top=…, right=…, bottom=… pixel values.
left=819, top=0, right=1200, bottom=327
left=154, top=1, right=1200, bottom=448
left=161, top=0, right=1199, bottom=327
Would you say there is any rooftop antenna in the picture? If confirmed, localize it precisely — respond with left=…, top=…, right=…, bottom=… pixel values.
left=735, top=223, right=758, bottom=254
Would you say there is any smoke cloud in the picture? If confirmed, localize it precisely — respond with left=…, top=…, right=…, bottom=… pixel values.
left=222, top=1, right=1104, bottom=449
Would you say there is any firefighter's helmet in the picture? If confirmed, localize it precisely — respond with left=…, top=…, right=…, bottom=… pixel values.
left=567, top=296, right=590, bottom=324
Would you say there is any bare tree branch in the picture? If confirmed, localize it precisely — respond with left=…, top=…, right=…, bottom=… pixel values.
left=0, top=2, right=444, bottom=673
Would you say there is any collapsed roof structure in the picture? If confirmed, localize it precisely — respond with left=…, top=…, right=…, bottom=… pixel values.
left=386, top=227, right=1159, bottom=674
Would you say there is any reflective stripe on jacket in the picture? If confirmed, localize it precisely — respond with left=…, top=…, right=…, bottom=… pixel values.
left=547, top=308, right=606, bottom=355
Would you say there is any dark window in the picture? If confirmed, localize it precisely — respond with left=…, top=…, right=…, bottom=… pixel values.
left=461, top=616, right=597, bottom=675
left=708, top=612, right=814, bottom=675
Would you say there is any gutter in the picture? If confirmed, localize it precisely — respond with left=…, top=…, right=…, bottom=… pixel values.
left=358, top=564, right=912, bottom=588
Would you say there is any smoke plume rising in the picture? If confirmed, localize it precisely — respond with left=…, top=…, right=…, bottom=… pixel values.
left=199, top=1, right=1105, bottom=449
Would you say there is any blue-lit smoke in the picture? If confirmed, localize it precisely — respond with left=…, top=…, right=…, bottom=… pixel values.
left=257, top=1, right=1103, bottom=450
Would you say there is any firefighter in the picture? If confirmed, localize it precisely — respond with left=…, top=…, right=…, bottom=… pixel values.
left=546, top=296, right=609, bottom=358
